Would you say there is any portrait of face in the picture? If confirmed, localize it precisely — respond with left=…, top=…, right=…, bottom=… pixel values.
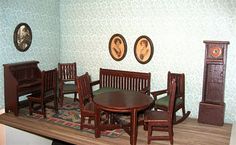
left=109, top=34, right=127, bottom=61
left=17, top=25, right=31, bottom=50
left=138, top=39, right=150, bottom=61
left=111, top=37, right=123, bottom=59
left=134, top=36, right=154, bottom=64
left=14, top=23, right=32, bottom=52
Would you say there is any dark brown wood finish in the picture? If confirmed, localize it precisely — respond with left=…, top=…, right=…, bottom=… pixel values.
left=27, top=68, right=58, bottom=118
left=94, top=90, right=153, bottom=145
left=3, top=61, right=41, bottom=116
left=198, top=40, right=230, bottom=126
left=144, top=78, right=177, bottom=145
left=76, top=72, right=96, bottom=130
left=151, top=71, right=190, bottom=124
left=58, top=62, right=77, bottom=106
left=92, top=68, right=151, bottom=94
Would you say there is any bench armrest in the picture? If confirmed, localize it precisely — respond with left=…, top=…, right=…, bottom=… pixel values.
left=151, top=89, right=167, bottom=101
left=90, top=80, right=100, bottom=86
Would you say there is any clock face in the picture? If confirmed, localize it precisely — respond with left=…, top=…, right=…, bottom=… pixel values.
left=209, top=47, right=222, bottom=58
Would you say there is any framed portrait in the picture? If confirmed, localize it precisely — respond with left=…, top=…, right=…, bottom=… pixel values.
left=134, top=35, right=154, bottom=64
left=13, top=23, right=32, bottom=52
left=109, top=34, right=127, bottom=61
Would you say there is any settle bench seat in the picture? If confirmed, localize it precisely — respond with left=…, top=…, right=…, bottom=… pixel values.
left=91, top=68, right=151, bottom=95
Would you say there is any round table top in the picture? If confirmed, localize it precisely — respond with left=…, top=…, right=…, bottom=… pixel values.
left=93, top=90, right=153, bottom=112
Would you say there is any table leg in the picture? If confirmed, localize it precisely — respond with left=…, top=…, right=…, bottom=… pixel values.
left=95, top=107, right=101, bottom=138
left=130, top=109, right=138, bottom=145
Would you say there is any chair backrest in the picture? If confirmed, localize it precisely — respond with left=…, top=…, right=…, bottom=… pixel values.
left=99, top=68, right=151, bottom=93
left=168, top=78, right=177, bottom=121
left=58, top=62, right=77, bottom=82
left=76, top=72, right=93, bottom=110
left=41, top=68, right=57, bottom=100
left=167, top=71, right=185, bottom=99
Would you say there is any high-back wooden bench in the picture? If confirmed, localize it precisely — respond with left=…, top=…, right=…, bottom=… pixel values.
left=91, top=68, right=151, bottom=95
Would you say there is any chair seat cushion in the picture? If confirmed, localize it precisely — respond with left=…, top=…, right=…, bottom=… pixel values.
left=93, top=87, right=122, bottom=96
left=155, top=95, right=182, bottom=107
left=63, top=84, right=77, bottom=93
left=144, top=110, right=168, bottom=123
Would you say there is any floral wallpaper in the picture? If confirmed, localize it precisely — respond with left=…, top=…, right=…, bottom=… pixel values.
left=0, top=0, right=60, bottom=108
left=1, top=0, right=236, bottom=124
left=60, top=0, right=236, bottom=123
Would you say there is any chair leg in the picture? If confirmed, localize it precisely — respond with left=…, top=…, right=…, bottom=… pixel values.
left=73, top=92, right=77, bottom=102
left=143, top=122, right=147, bottom=131
left=58, top=89, right=61, bottom=106
left=80, top=116, right=84, bottom=130
left=182, top=104, right=186, bottom=116
left=59, top=90, right=64, bottom=107
left=28, top=101, right=33, bottom=115
left=173, top=112, right=177, bottom=123
left=54, top=95, right=58, bottom=113
left=147, top=124, right=152, bottom=144
left=42, top=103, right=46, bottom=118
left=169, top=126, right=174, bottom=145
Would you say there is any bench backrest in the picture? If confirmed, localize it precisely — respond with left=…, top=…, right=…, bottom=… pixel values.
left=99, top=68, right=151, bottom=94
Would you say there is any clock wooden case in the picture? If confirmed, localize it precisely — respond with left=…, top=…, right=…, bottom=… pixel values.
left=198, top=40, right=229, bottom=126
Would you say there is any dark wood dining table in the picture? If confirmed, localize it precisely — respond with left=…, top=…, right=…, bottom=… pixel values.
left=93, top=90, right=153, bottom=145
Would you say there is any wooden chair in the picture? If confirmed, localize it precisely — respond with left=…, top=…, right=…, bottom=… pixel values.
left=58, top=62, right=77, bottom=106
left=151, top=71, right=190, bottom=124
left=144, top=78, right=177, bottom=145
left=27, top=68, right=58, bottom=118
left=76, top=72, right=96, bottom=130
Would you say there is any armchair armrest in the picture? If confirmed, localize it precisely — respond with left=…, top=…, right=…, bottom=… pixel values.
left=140, top=87, right=150, bottom=95
left=151, top=89, right=167, bottom=101
left=90, top=80, right=100, bottom=86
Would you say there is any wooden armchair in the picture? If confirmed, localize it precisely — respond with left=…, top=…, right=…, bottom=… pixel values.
left=76, top=72, right=97, bottom=130
left=27, top=68, right=58, bottom=118
left=58, top=62, right=77, bottom=106
left=77, top=72, right=110, bottom=130
left=151, top=71, right=190, bottom=124
left=144, top=78, right=177, bottom=145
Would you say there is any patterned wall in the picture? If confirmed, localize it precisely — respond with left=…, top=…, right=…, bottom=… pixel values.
left=0, top=1, right=60, bottom=108
left=1, top=0, right=236, bottom=123
left=60, top=0, right=236, bottom=123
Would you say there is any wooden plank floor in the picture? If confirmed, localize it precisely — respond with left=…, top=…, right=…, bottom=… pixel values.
left=0, top=113, right=232, bottom=145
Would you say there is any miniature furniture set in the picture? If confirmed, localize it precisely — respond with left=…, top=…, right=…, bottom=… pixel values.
left=3, top=61, right=209, bottom=145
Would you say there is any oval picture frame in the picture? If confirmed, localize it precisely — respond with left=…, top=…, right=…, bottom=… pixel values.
left=13, top=23, right=32, bottom=52
left=108, top=34, right=127, bottom=61
left=134, top=35, right=154, bottom=64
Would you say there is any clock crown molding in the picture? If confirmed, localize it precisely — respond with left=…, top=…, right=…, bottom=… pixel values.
left=203, top=40, right=230, bottom=45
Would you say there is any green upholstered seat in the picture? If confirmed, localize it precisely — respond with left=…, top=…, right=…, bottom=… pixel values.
left=93, top=87, right=122, bottom=96
left=63, top=84, right=77, bottom=93
left=155, top=95, right=182, bottom=108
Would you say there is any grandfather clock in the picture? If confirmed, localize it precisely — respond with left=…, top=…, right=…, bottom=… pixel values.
left=198, top=40, right=229, bottom=126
